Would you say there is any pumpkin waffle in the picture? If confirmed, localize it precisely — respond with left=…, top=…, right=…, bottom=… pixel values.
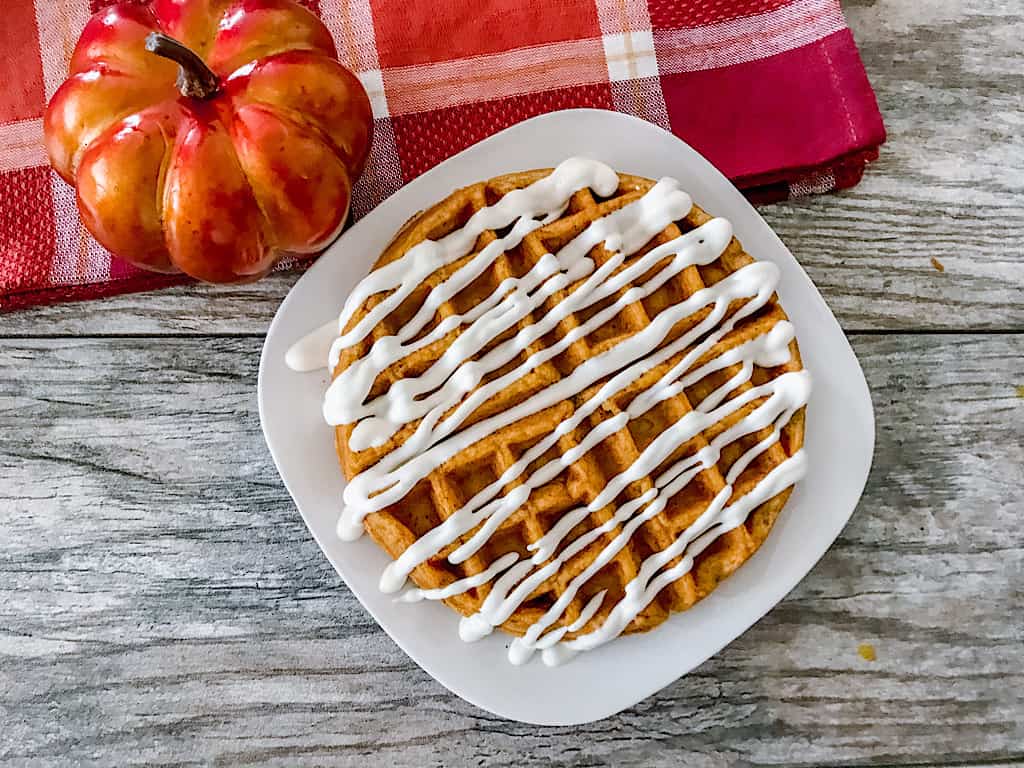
left=330, top=166, right=806, bottom=647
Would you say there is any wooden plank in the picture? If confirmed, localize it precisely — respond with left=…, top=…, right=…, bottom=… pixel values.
left=807, top=0, right=1024, bottom=330
left=1, top=1, right=1022, bottom=337
left=1, top=334, right=1021, bottom=766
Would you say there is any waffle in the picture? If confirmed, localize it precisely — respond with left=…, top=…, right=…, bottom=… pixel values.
left=330, top=165, right=806, bottom=649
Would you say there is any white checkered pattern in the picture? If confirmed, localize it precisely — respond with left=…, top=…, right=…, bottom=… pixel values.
left=602, top=30, right=659, bottom=82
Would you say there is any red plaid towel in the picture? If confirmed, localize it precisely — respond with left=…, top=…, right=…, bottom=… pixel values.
left=0, top=0, right=884, bottom=312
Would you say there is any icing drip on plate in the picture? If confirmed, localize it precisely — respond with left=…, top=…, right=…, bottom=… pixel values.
left=286, top=158, right=810, bottom=667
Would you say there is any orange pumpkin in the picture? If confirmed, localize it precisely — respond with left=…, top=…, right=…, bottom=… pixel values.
left=44, top=0, right=373, bottom=283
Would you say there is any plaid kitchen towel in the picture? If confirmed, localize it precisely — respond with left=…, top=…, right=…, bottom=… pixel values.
left=0, top=0, right=885, bottom=311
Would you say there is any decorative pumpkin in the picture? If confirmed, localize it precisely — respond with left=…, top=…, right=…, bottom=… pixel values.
left=44, top=0, right=373, bottom=283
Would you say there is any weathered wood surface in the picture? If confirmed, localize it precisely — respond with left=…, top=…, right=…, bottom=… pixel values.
left=2, top=1, right=1024, bottom=766
left=1, top=334, right=1021, bottom=767
left=1, top=0, right=1022, bottom=336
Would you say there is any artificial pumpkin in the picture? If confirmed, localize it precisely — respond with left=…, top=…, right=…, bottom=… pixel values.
left=44, top=0, right=373, bottom=283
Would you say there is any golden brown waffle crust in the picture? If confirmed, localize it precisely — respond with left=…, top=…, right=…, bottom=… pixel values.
left=332, top=168, right=806, bottom=640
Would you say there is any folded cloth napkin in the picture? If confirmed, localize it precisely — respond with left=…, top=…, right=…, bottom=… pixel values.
left=0, top=0, right=884, bottom=311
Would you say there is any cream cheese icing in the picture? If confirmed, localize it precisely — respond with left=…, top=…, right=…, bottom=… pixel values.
left=286, top=158, right=810, bottom=666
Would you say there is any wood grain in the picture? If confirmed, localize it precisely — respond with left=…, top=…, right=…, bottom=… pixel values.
left=1, top=0, right=1022, bottom=336
left=1, top=334, right=1021, bottom=767
left=2, top=2, right=1023, bottom=765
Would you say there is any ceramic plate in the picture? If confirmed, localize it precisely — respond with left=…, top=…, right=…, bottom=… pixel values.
left=258, top=108, right=874, bottom=725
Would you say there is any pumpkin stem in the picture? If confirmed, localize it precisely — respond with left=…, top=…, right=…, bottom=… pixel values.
left=145, top=32, right=220, bottom=100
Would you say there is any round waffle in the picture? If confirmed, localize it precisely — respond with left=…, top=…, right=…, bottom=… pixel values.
left=322, top=159, right=808, bottom=665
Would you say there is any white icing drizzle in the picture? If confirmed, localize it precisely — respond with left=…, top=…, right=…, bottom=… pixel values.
left=396, top=552, right=520, bottom=604
left=284, top=158, right=811, bottom=666
left=285, top=319, right=338, bottom=372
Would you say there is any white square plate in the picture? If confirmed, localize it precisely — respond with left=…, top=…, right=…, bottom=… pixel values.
left=258, top=108, right=875, bottom=726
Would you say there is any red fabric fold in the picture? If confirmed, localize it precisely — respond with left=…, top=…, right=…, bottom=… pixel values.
left=0, top=0, right=884, bottom=312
